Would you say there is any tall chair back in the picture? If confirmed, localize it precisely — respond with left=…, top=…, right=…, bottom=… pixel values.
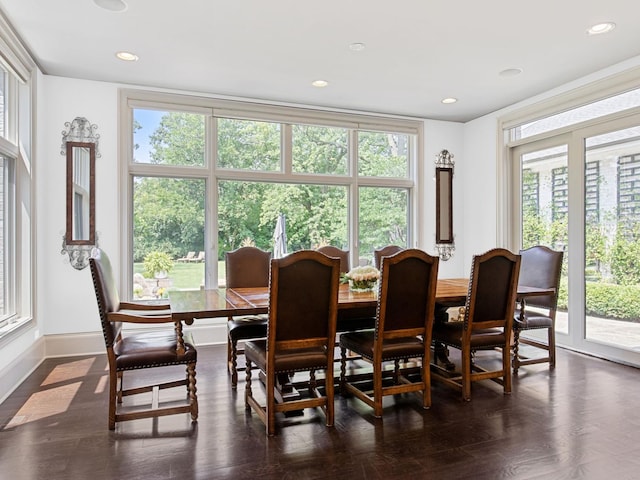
left=90, top=249, right=122, bottom=349
left=317, top=245, right=349, bottom=274
left=225, top=246, right=271, bottom=288
left=374, top=245, right=404, bottom=269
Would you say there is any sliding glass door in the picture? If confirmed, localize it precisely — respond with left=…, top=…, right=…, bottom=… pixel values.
left=511, top=116, right=640, bottom=365
left=583, top=124, right=640, bottom=353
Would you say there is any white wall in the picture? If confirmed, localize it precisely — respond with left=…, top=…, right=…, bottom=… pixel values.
left=422, top=119, right=465, bottom=278
left=38, top=76, right=120, bottom=341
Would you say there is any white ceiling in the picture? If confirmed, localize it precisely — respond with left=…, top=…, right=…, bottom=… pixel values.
left=2, top=0, right=640, bottom=122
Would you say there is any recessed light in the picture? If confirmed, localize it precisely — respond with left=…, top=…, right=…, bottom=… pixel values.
left=441, top=97, right=458, bottom=104
left=499, top=68, right=523, bottom=77
left=93, top=0, right=128, bottom=12
left=116, top=51, right=138, bottom=62
left=587, top=22, right=616, bottom=35
left=312, top=80, right=329, bottom=88
left=349, top=42, right=366, bottom=52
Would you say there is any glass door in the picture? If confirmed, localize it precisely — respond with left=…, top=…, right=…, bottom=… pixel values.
left=582, top=124, right=640, bottom=354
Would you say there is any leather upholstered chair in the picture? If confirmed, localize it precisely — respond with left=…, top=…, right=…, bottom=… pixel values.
left=316, top=245, right=349, bottom=274
left=316, top=246, right=375, bottom=333
left=374, top=245, right=404, bottom=269
left=244, top=250, right=340, bottom=435
left=431, top=248, right=521, bottom=401
left=513, top=245, right=564, bottom=374
left=89, top=249, right=198, bottom=430
left=339, top=249, right=439, bottom=418
left=225, top=246, right=271, bottom=388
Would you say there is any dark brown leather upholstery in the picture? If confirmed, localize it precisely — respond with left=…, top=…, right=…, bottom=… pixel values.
left=513, top=245, right=564, bottom=373
left=431, top=248, right=521, bottom=401
left=374, top=245, right=404, bottom=269
left=317, top=246, right=349, bottom=273
left=315, top=246, right=376, bottom=334
left=244, top=250, right=340, bottom=435
left=89, top=248, right=198, bottom=430
left=339, top=249, right=439, bottom=418
left=225, top=246, right=271, bottom=388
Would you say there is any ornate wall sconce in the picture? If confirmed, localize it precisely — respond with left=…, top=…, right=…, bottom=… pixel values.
left=60, top=117, right=100, bottom=270
left=435, top=149, right=455, bottom=261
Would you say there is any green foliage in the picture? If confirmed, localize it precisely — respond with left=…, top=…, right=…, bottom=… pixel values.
left=610, top=223, right=640, bottom=285
left=143, top=251, right=174, bottom=278
left=135, top=112, right=409, bottom=261
left=556, top=278, right=640, bottom=321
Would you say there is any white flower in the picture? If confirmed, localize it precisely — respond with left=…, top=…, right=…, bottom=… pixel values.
left=343, top=265, right=380, bottom=283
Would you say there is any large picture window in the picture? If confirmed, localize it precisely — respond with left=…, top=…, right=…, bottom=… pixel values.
left=123, top=91, right=420, bottom=297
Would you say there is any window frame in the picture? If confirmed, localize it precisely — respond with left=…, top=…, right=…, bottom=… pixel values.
left=120, top=89, right=422, bottom=297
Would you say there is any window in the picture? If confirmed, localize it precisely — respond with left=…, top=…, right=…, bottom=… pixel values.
left=123, top=91, right=420, bottom=296
left=0, top=155, right=15, bottom=322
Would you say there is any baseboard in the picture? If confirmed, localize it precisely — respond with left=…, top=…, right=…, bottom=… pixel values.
left=0, top=336, right=46, bottom=405
left=0, top=322, right=227, bottom=406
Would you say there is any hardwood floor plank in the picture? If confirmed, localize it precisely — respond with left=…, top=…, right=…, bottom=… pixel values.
left=1, top=344, right=640, bottom=479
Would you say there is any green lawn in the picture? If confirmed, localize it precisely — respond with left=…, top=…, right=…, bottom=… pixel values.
left=134, top=261, right=225, bottom=289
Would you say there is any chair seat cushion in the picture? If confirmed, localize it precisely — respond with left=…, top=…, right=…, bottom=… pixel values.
left=432, top=322, right=506, bottom=349
left=514, top=311, right=553, bottom=329
left=339, top=330, right=425, bottom=361
left=244, top=340, right=330, bottom=373
left=228, top=315, right=268, bottom=340
left=115, top=330, right=197, bottom=370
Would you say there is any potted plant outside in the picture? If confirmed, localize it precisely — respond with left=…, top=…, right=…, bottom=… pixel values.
left=143, top=251, right=174, bottom=279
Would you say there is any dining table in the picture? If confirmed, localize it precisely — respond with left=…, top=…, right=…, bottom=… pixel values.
left=169, top=278, right=471, bottom=324
left=169, top=278, right=555, bottom=372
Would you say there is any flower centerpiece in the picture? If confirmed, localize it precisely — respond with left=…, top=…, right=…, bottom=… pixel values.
left=342, top=265, right=380, bottom=292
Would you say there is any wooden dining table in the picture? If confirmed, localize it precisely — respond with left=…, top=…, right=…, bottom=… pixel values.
left=169, top=278, right=472, bottom=324
left=169, top=278, right=555, bottom=372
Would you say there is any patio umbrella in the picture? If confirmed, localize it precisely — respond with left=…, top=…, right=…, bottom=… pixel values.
left=273, top=213, right=288, bottom=259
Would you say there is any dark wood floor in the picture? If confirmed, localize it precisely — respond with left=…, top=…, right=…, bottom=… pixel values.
left=1, top=343, right=640, bottom=480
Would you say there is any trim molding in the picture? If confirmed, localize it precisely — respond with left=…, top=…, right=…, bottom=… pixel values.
left=0, top=323, right=227, bottom=404
left=0, top=336, right=45, bottom=405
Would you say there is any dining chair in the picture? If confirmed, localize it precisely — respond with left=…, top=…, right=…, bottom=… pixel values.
left=431, top=248, right=521, bottom=401
left=374, top=245, right=404, bottom=269
left=244, top=250, right=340, bottom=435
left=339, top=249, right=439, bottom=417
left=316, top=245, right=375, bottom=334
left=225, top=246, right=271, bottom=388
left=316, top=246, right=349, bottom=274
left=513, top=245, right=564, bottom=374
left=89, top=248, right=198, bottom=430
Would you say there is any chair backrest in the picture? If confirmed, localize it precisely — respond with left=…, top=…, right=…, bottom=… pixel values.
left=464, top=248, right=521, bottom=334
left=267, top=250, right=340, bottom=351
left=317, top=246, right=349, bottom=273
left=89, top=248, right=122, bottom=349
left=377, top=249, right=439, bottom=338
left=374, top=245, right=404, bottom=269
left=518, top=245, right=564, bottom=310
left=225, top=247, right=271, bottom=288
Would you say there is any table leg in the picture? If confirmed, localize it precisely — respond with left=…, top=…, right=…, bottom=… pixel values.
left=434, top=304, right=455, bottom=370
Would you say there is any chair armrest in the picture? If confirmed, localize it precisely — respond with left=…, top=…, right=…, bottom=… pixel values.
left=119, top=301, right=169, bottom=311
left=107, top=312, right=175, bottom=323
